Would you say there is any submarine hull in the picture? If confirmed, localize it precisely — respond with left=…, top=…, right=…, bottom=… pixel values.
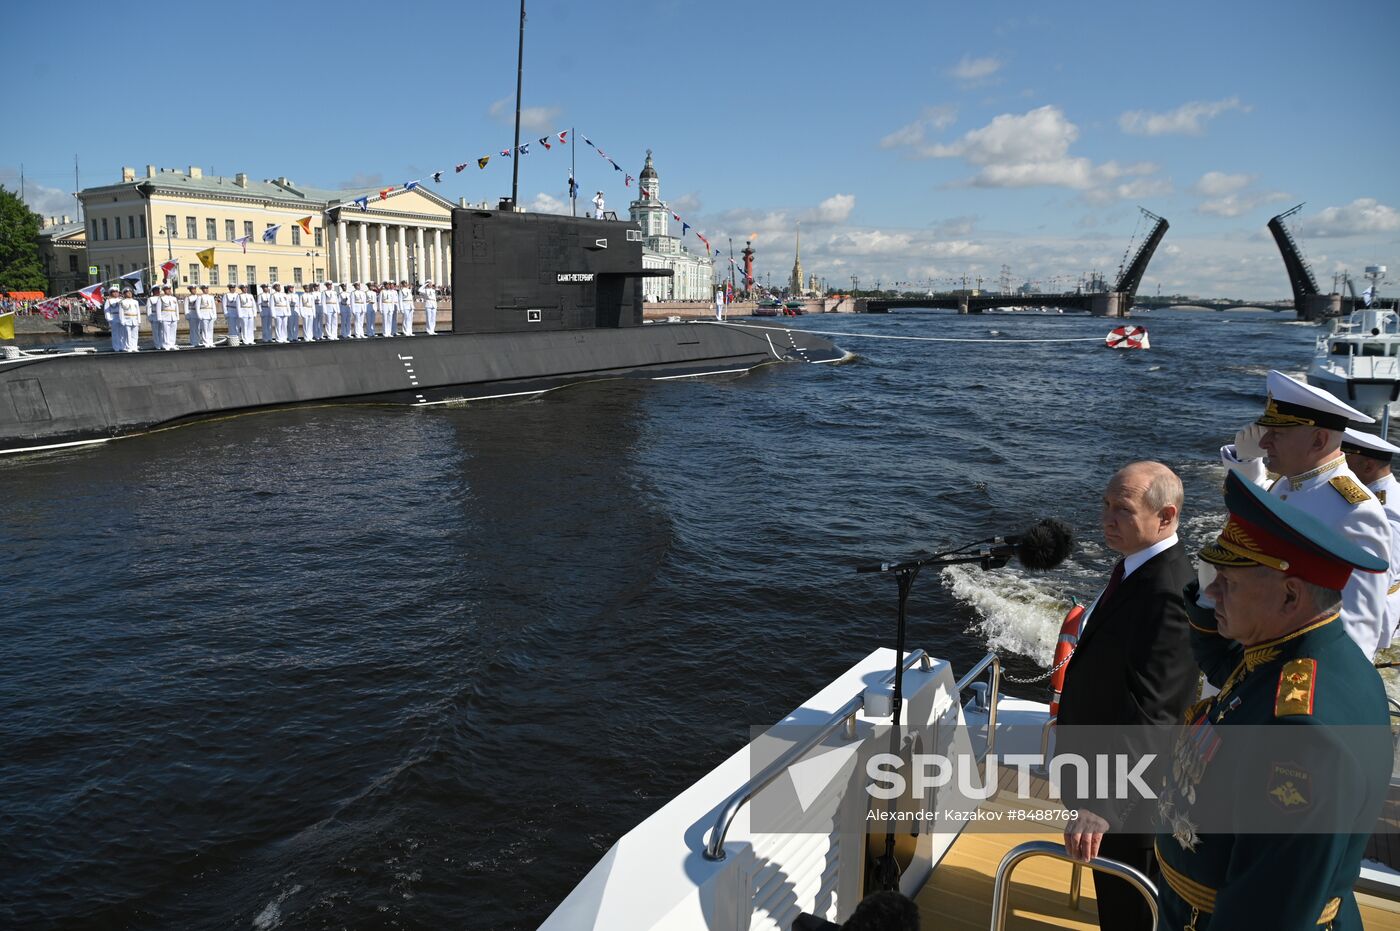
left=0, top=322, right=842, bottom=454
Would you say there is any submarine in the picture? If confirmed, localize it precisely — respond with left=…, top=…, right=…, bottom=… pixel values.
left=0, top=208, right=845, bottom=456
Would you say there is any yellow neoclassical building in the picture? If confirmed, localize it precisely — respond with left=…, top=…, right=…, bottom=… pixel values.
left=79, top=165, right=464, bottom=294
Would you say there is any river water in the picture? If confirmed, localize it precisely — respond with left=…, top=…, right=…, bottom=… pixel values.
left=0, top=309, right=1330, bottom=928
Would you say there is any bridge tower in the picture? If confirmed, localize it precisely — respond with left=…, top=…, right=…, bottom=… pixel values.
left=1267, top=204, right=1339, bottom=321
left=1110, top=207, right=1170, bottom=316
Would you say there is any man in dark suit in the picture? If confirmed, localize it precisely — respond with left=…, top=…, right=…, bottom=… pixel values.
left=1057, top=461, right=1197, bottom=930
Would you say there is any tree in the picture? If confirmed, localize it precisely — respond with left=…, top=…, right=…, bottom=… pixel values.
left=0, top=185, right=48, bottom=292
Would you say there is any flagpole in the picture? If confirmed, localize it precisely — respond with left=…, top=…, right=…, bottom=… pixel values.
left=571, top=125, right=576, bottom=217
left=510, top=0, right=526, bottom=210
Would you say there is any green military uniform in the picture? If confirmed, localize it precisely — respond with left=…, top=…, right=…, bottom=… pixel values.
left=1158, top=471, right=1392, bottom=930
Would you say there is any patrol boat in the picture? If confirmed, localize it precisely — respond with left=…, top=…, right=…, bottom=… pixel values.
left=0, top=210, right=844, bottom=456
left=1308, top=266, right=1400, bottom=422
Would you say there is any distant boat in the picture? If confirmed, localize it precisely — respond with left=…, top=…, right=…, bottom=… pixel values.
left=783, top=300, right=806, bottom=316
left=1308, top=306, right=1400, bottom=419
left=753, top=298, right=782, bottom=317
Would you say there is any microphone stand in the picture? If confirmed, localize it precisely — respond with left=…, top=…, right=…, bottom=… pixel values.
left=856, top=544, right=1011, bottom=892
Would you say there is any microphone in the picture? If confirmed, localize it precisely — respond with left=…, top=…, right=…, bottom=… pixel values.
left=986, top=518, right=1075, bottom=570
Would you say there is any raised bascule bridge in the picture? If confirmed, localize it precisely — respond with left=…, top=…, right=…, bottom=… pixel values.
left=1269, top=203, right=1399, bottom=321
left=859, top=208, right=1169, bottom=317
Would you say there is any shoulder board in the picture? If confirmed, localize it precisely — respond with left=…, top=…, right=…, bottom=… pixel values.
left=1275, top=658, right=1317, bottom=717
left=1328, top=476, right=1371, bottom=505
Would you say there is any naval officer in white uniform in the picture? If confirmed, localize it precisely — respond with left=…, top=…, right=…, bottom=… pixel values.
left=195, top=285, right=218, bottom=347
left=377, top=281, right=399, bottom=338
left=221, top=285, right=241, bottom=345
left=258, top=284, right=273, bottom=343
left=398, top=280, right=415, bottom=336
left=184, top=288, right=200, bottom=347
left=117, top=287, right=142, bottom=351
left=1221, top=369, right=1392, bottom=658
left=418, top=279, right=438, bottom=335
left=104, top=290, right=126, bottom=351
left=269, top=284, right=291, bottom=342
left=297, top=285, right=317, bottom=341
left=349, top=282, right=369, bottom=338
left=234, top=285, right=257, bottom=345
left=151, top=284, right=180, bottom=349
left=1343, top=426, right=1400, bottom=650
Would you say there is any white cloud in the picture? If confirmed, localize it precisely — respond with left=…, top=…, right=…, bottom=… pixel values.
left=1118, top=97, right=1249, bottom=136
left=1081, top=176, right=1175, bottom=206
left=808, top=194, right=855, bottom=224
left=0, top=167, right=76, bottom=218
left=880, top=105, right=958, bottom=149
left=1296, top=198, right=1400, bottom=238
left=1192, top=171, right=1252, bottom=197
left=525, top=192, right=567, bottom=214
left=950, top=55, right=1003, bottom=84
left=488, top=97, right=562, bottom=132
left=918, top=106, right=1163, bottom=200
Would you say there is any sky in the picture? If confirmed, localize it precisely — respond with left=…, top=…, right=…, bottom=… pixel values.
left=6, top=0, right=1398, bottom=298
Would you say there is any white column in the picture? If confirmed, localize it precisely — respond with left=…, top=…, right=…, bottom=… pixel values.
left=433, top=229, right=443, bottom=286
left=397, top=226, right=408, bottom=282
left=336, top=219, right=348, bottom=282
left=378, top=224, right=388, bottom=282
left=415, top=227, right=425, bottom=284
left=325, top=222, right=337, bottom=280
left=443, top=232, right=451, bottom=288
left=357, top=222, right=368, bottom=283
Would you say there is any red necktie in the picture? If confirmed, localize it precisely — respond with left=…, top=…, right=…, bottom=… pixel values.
left=1082, top=559, right=1125, bottom=635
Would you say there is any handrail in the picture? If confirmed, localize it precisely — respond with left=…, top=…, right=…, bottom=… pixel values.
left=956, top=652, right=1001, bottom=763
left=990, top=840, right=1159, bottom=930
left=702, top=649, right=934, bottom=861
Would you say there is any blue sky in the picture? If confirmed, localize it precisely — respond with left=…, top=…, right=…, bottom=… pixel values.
left=6, top=0, right=1398, bottom=297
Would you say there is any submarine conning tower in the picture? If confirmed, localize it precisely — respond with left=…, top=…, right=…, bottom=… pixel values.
left=450, top=209, right=670, bottom=334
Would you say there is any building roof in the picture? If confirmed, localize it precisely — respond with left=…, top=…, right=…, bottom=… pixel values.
left=79, top=169, right=456, bottom=213
left=640, top=150, right=658, bottom=181
left=38, top=221, right=85, bottom=242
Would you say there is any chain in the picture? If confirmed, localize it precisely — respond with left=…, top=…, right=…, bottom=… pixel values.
left=1001, top=649, right=1074, bottom=684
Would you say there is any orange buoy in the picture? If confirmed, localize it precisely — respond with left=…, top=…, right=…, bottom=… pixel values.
left=1048, top=600, right=1085, bottom=717
left=1105, top=325, right=1150, bottom=349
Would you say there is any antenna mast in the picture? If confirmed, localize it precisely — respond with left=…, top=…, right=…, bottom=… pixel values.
left=510, top=0, right=526, bottom=210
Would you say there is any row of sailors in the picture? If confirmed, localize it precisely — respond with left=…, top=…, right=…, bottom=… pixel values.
left=102, top=280, right=442, bottom=352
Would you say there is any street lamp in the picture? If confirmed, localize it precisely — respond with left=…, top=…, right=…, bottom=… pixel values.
left=305, top=250, right=322, bottom=284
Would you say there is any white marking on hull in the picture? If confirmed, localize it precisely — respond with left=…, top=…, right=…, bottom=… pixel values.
left=1, top=435, right=112, bottom=456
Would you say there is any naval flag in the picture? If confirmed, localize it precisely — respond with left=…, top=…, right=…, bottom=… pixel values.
left=0, top=312, right=12, bottom=342
left=196, top=247, right=216, bottom=270
left=262, top=224, right=282, bottom=243
left=232, top=235, right=251, bottom=254
left=477, top=157, right=490, bottom=170
left=558, top=131, right=568, bottom=144
left=119, top=269, right=145, bottom=294
left=538, top=136, right=552, bottom=150
left=296, top=216, right=313, bottom=235
left=78, top=284, right=104, bottom=307
left=1364, top=285, right=1375, bottom=307
left=160, top=260, right=177, bottom=280
left=404, top=180, right=421, bottom=191
left=353, top=196, right=369, bottom=211
left=431, top=171, right=443, bottom=183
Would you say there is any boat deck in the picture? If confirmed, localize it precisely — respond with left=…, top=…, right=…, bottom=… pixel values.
left=915, top=770, right=1400, bottom=930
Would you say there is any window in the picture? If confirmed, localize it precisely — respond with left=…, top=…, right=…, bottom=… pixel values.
left=186, top=217, right=197, bottom=239
left=166, top=214, right=177, bottom=237
left=113, top=216, right=121, bottom=240
left=225, top=220, right=235, bottom=240
left=293, top=267, right=303, bottom=284
left=118, top=264, right=125, bottom=275
left=188, top=263, right=200, bottom=286
left=104, top=265, right=111, bottom=280
left=89, top=219, right=96, bottom=242
left=314, top=267, right=323, bottom=281
left=291, top=226, right=301, bottom=246
left=68, top=255, right=78, bottom=272
left=210, top=265, right=220, bottom=286
left=139, top=215, right=146, bottom=237
left=268, top=267, right=279, bottom=283
left=128, top=216, right=136, bottom=239
left=206, top=218, right=217, bottom=240
left=246, top=265, right=256, bottom=285
left=228, top=265, right=238, bottom=284
left=314, top=227, right=323, bottom=247
left=100, top=218, right=108, bottom=240
left=244, top=221, right=253, bottom=239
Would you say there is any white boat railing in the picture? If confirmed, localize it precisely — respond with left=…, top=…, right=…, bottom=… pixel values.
left=990, top=841, right=1159, bottom=930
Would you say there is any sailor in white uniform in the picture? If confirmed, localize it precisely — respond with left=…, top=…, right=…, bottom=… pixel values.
left=337, top=282, right=353, bottom=339
left=349, top=282, right=369, bottom=338
left=195, top=285, right=218, bottom=347
left=377, top=281, right=399, bottom=338
left=144, top=290, right=163, bottom=347
left=1342, top=426, right=1400, bottom=650
left=418, top=279, right=438, bottom=335
left=235, top=285, right=257, bottom=345
left=117, top=287, right=142, bottom=351
left=298, top=285, right=318, bottom=341
left=593, top=191, right=605, bottom=220
left=151, top=284, right=180, bottom=349
left=270, top=284, right=292, bottom=343
left=364, top=284, right=378, bottom=337
left=258, top=284, right=273, bottom=343
left=222, top=285, right=241, bottom=346
left=1221, top=369, right=1392, bottom=658
left=104, top=291, right=126, bottom=351
left=398, top=280, right=415, bottom=336
left=184, top=288, right=200, bottom=347
left=317, top=281, right=338, bottom=341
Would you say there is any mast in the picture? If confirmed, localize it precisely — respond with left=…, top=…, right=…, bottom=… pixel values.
left=510, top=0, right=526, bottom=209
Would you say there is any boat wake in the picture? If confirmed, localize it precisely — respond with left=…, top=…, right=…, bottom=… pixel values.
left=940, top=565, right=1068, bottom=666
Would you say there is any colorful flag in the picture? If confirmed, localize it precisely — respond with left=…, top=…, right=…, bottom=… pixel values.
left=404, top=180, right=420, bottom=191
left=624, top=174, right=633, bottom=187
left=0, top=312, right=14, bottom=342
left=696, top=232, right=711, bottom=253
left=538, top=136, right=551, bottom=150
left=379, top=188, right=393, bottom=200
left=233, top=235, right=251, bottom=254
left=477, top=156, right=490, bottom=169
left=611, top=160, right=621, bottom=172
left=518, top=143, right=529, bottom=156
left=642, top=190, right=650, bottom=199
left=431, top=171, right=443, bottom=183
left=558, top=131, right=568, bottom=144
left=119, top=269, right=145, bottom=294
left=78, top=284, right=104, bottom=307
left=36, top=300, right=61, bottom=319
left=263, top=224, right=281, bottom=242
left=296, top=216, right=313, bottom=235
left=501, top=148, right=512, bottom=158
left=160, top=260, right=177, bottom=279
left=682, top=221, right=690, bottom=236
left=353, top=196, right=369, bottom=211
left=196, top=247, right=216, bottom=270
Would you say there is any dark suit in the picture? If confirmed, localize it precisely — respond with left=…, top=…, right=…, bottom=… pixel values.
left=1055, top=540, right=1196, bottom=931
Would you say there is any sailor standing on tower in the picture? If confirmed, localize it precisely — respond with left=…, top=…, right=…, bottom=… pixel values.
left=297, top=284, right=318, bottom=341
left=1342, top=426, right=1400, bottom=649
left=419, top=279, right=438, bottom=335
left=258, top=284, right=273, bottom=343
left=398, top=280, right=415, bottom=336
left=317, top=281, right=339, bottom=340
left=270, top=283, right=291, bottom=343
left=184, top=287, right=200, bottom=347
left=152, top=284, right=180, bottom=350
left=337, top=282, right=352, bottom=339
left=350, top=282, right=368, bottom=338
left=364, top=283, right=379, bottom=338
left=235, top=285, right=257, bottom=345
left=378, top=280, right=399, bottom=338
left=1219, top=370, right=1392, bottom=658
left=195, top=285, right=218, bottom=347
left=593, top=191, right=605, bottom=220
left=104, top=290, right=126, bottom=351
left=222, top=285, right=240, bottom=346
left=117, top=287, right=142, bottom=351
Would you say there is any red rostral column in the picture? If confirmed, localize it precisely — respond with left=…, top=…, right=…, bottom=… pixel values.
left=742, top=241, right=755, bottom=293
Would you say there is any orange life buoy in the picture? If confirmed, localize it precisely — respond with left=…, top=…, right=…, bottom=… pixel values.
left=1048, top=600, right=1084, bottom=717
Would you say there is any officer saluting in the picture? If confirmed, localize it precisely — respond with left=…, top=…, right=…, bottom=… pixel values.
left=1220, top=370, right=1392, bottom=657
left=1166, top=471, right=1391, bottom=931
left=1341, top=426, right=1400, bottom=649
